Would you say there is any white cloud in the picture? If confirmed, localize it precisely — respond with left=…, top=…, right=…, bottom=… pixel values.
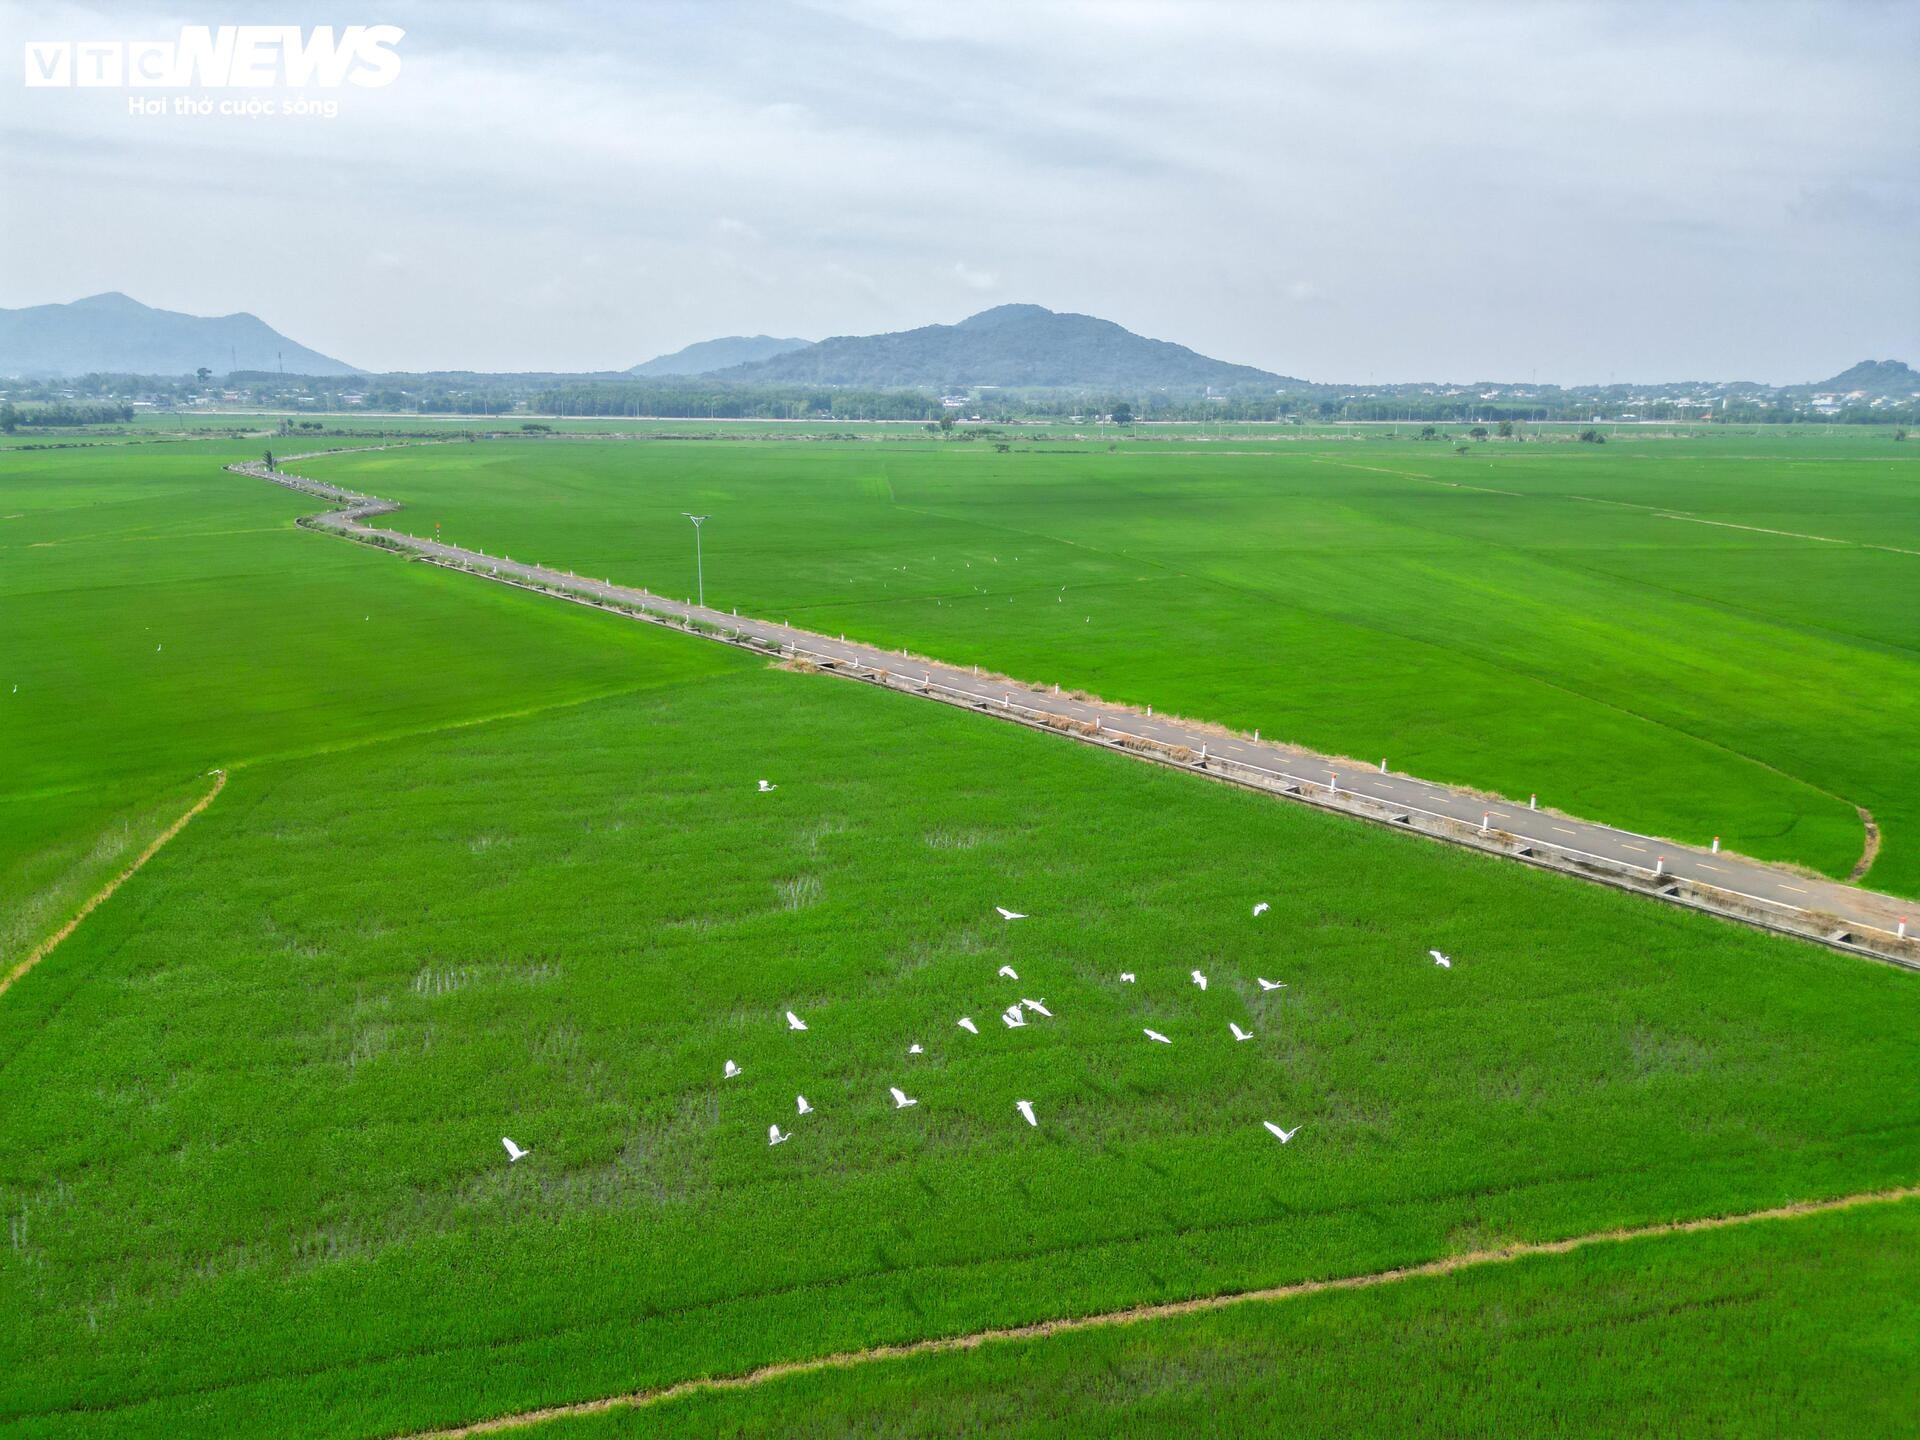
left=0, top=0, right=1912, bottom=379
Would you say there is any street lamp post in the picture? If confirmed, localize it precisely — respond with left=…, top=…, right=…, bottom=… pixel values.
left=682, top=513, right=708, bottom=608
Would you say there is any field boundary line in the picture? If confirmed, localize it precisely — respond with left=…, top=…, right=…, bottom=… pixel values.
left=398, top=1185, right=1920, bottom=1439
left=0, top=770, right=227, bottom=1002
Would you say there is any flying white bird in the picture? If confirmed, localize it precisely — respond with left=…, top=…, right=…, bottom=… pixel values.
left=957, top=1016, right=979, bottom=1034
left=156, top=644, right=162, bottom=652
left=1257, top=977, right=1287, bottom=992
left=768, top=1124, right=790, bottom=1146
left=1230, top=1023, right=1253, bottom=1042
left=1263, top=1121, right=1301, bottom=1144
left=1253, top=902, right=1270, bottom=917
left=1191, top=970, right=1208, bottom=991
left=995, top=907, right=1026, bottom=921
left=786, top=1010, right=808, bottom=1032
left=908, top=1042, right=924, bottom=1055
left=1144, top=1028, right=1171, bottom=1044
left=757, top=780, right=777, bottom=792
left=796, top=1095, right=813, bottom=1115
left=1002, top=1005, right=1027, bottom=1028
left=889, top=1086, right=918, bottom=1109
left=1430, top=950, right=1452, bottom=968
left=1016, top=1099, right=1037, bottom=1127
left=1119, top=972, right=1136, bottom=983
left=724, top=1059, right=742, bottom=1079
left=1021, top=998, right=1052, bottom=1016
left=501, top=1137, right=529, bottom=1164
left=998, top=965, right=1019, bottom=980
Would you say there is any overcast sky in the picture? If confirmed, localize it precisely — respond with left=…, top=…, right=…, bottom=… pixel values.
left=2, top=0, right=1914, bottom=381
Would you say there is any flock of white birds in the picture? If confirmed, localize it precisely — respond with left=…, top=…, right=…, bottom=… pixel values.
left=498, top=781, right=1458, bottom=1167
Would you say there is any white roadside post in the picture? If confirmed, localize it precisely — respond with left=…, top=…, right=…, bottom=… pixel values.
left=1712, top=836, right=1721, bottom=853
left=1655, top=856, right=1666, bottom=877
left=1380, top=758, right=1388, bottom=773
left=1899, top=918, right=1908, bottom=940
left=1529, top=794, right=1538, bottom=810
left=1480, top=811, right=1490, bottom=835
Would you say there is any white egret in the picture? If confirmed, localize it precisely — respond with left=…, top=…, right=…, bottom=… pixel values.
left=1020, top=998, right=1051, bottom=1017
left=785, top=1010, right=808, bottom=1032
left=501, top=1137, right=529, bottom=1164
left=1016, top=1100, right=1037, bottom=1127
left=1263, top=1121, right=1301, bottom=1144
left=758, top=780, right=777, bottom=792
left=796, top=1095, right=813, bottom=1115
left=724, top=1059, right=741, bottom=1079
left=768, top=1124, right=790, bottom=1146
left=998, top=965, right=1019, bottom=980
left=1230, top=1023, right=1253, bottom=1042
left=957, top=1017, right=979, bottom=1034
left=1191, top=970, right=1208, bottom=991
left=1002, top=1005, right=1027, bottom=1029
left=1143, top=1028, right=1171, bottom=1044
left=1257, top=977, right=1287, bottom=992
left=1253, top=902, right=1270, bottom=917
left=1430, top=950, right=1452, bottom=968
left=995, top=907, right=1027, bottom=921
left=1119, top=972, right=1136, bottom=983
left=889, top=1086, right=918, bottom=1109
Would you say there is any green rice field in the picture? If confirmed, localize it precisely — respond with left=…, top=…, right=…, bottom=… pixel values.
left=3, top=428, right=1917, bottom=1437
left=293, top=427, right=1920, bottom=895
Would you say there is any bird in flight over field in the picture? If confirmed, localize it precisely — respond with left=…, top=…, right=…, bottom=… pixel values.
left=890, top=1086, right=918, bottom=1109
left=1263, top=1121, right=1301, bottom=1144
left=998, top=965, right=1019, bottom=980
left=1002, top=1005, right=1027, bottom=1028
left=1144, top=1028, right=1171, bottom=1044
left=1257, top=977, right=1286, bottom=991
left=1016, top=1100, right=1037, bottom=1127
left=1253, top=902, right=1270, bottom=917
left=1191, top=970, right=1208, bottom=991
left=908, top=1042, right=924, bottom=1055
left=758, top=780, right=777, bottom=792
left=796, top=1095, right=813, bottom=1115
left=995, top=907, right=1026, bottom=921
left=724, top=1059, right=742, bottom=1079
left=1230, top=1023, right=1253, bottom=1042
left=1430, top=950, right=1452, bottom=968
left=1119, top=972, right=1135, bottom=983
left=785, top=1010, right=808, bottom=1031
left=957, top=1016, right=979, bottom=1034
left=768, top=1124, right=790, bottom=1146
left=501, top=1137, right=529, bottom=1164
left=1021, top=998, right=1052, bottom=1016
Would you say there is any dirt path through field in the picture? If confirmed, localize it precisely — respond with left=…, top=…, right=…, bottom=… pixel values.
left=399, top=1183, right=1920, bottom=1439
left=0, top=770, right=227, bottom=1001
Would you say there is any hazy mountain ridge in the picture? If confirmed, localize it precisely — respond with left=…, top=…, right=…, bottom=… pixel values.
left=0, top=293, right=359, bottom=379
left=628, top=334, right=813, bottom=377
left=714, top=304, right=1295, bottom=389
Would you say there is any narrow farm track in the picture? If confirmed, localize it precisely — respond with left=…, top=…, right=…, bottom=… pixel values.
left=399, top=1185, right=1920, bottom=1440
left=0, top=769, right=226, bottom=1000
left=235, top=456, right=1920, bottom=967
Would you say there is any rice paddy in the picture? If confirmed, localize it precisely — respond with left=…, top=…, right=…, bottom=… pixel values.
left=3, top=428, right=1917, bottom=1437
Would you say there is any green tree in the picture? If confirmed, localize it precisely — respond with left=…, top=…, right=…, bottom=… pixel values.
left=1111, top=403, right=1134, bottom=425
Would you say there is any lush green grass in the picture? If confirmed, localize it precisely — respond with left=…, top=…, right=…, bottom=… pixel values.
left=294, top=428, right=1920, bottom=894
left=6, top=432, right=1918, bottom=1438
left=0, top=441, right=735, bottom=971
left=551, top=1198, right=1920, bottom=1439
left=4, top=643, right=1919, bottom=1437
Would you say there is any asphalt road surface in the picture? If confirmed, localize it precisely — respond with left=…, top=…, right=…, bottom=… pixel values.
left=243, top=460, right=1916, bottom=956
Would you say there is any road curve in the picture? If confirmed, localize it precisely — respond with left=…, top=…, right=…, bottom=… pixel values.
left=235, top=458, right=1919, bottom=966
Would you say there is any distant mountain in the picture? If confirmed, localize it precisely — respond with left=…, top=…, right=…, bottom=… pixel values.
left=1801, top=359, right=1919, bottom=397
left=628, top=334, right=812, bottom=377
left=716, top=304, right=1291, bottom=389
left=0, top=292, right=359, bottom=378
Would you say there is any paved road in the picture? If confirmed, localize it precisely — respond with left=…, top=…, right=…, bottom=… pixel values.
left=241, top=460, right=1916, bottom=956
